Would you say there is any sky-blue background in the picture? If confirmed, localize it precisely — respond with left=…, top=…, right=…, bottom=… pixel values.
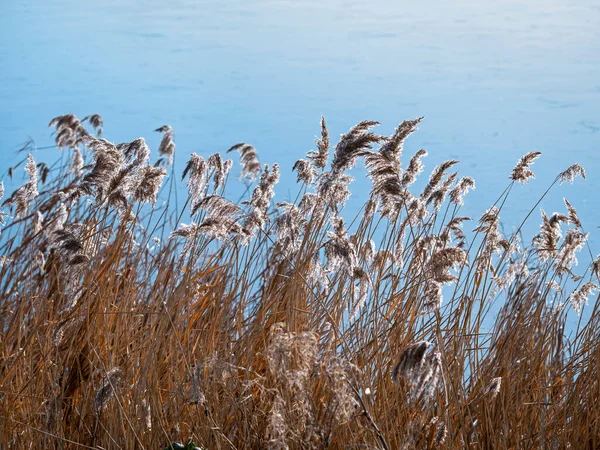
left=1, top=0, right=599, bottom=245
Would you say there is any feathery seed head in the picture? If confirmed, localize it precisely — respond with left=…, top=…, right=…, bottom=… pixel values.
left=535, top=210, right=566, bottom=262
left=558, top=163, right=586, bottom=184
left=155, top=125, right=175, bottom=165
left=330, top=120, right=382, bottom=174
left=298, top=192, right=318, bottom=215
left=407, top=197, right=428, bottom=224
left=292, top=159, right=317, bottom=185
left=275, top=202, right=306, bottom=257
left=450, top=176, right=475, bottom=206
left=423, top=281, right=443, bottom=312
left=568, top=282, right=598, bottom=314
left=71, top=148, right=84, bottom=176
left=25, top=154, right=39, bottom=198
left=421, top=159, right=458, bottom=200
left=556, top=228, right=587, bottom=275
left=207, top=153, right=230, bottom=191
left=12, top=154, right=39, bottom=217
left=307, top=115, right=330, bottom=169
left=194, top=194, right=240, bottom=219
left=429, top=247, right=466, bottom=284
left=227, top=142, right=261, bottom=181
left=243, top=164, right=279, bottom=236
left=82, top=114, right=103, bottom=136
left=593, top=255, right=600, bottom=280
left=379, top=116, right=423, bottom=161
left=0, top=182, right=11, bottom=228
left=79, top=137, right=124, bottom=201
left=170, top=222, right=199, bottom=240
left=486, top=377, right=502, bottom=399
left=325, top=217, right=358, bottom=275
left=133, top=165, right=167, bottom=204
left=563, top=198, right=582, bottom=228
left=427, top=172, right=457, bottom=211
left=183, top=153, right=208, bottom=208
left=94, top=367, right=123, bottom=412
left=402, top=148, right=428, bottom=187
left=392, top=341, right=433, bottom=384
left=510, top=151, right=542, bottom=183
left=117, top=138, right=151, bottom=166
left=413, top=351, right=444, bottom=398
left=49, top=114, right=88, bottom=149
left=441, top=216, right=471, bottom=247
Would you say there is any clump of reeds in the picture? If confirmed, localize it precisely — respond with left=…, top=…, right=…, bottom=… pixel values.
left=0, top=113, right=598, bottom=449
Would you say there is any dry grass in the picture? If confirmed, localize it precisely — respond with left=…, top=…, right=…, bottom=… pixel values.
left=0, top=114, right=599, bottom=449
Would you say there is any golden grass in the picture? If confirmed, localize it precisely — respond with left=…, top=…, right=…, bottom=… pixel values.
left=0, top=114, right=598, bottom=449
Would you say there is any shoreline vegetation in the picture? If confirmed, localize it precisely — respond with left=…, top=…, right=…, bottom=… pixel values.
left=0, top=114, right=598, bottom=448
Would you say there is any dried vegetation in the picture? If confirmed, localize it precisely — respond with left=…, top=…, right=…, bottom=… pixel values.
left=0, top=114, right=598, bottom=449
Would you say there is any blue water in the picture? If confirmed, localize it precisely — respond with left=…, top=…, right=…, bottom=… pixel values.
left=1, top=0, right=599, bottom=241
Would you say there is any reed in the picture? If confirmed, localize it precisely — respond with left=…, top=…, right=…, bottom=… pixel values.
left=0, top=114, right=598, bottom=449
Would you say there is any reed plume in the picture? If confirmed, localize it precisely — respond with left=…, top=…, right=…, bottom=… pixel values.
left=155, top=124, right=176, bottom=165
left=485, top=377, right=502, bottom=399
left=242, top=163, right=279, bottom=237
left=449, top=176, right=475, bottom=206
left=563, top=198, right=582, bottom=227
left=94, top=367, right=123, bottom=412
left=324, top=217, right=358, bottom=275
left=207, top=152, right=232, bottom=191
left=307, top=115, right=330, bottom=169
left=133, top=165, right=167, bottom=204
left=0, top=182, right=10, bottom=230
left=10, top=154, right=39, bottom=217
left=82, top=113, right=103, bottom=136
left=421, top=159, right=458, bottom=200
left=227, top=143, right=261, bottom=181
left=510, top=151, right=542, bottom=183
left=392, top=341, right=433, bottom=384
left=79, top=137, right=123, bottom=201
left=71, top=148, right=84, bottom=176
left=49, top=114, right=88, bottom=149
left=401, top=148, right=428, bottom=187
left=558, top=163, right=586, bottom=184
left=292, top=159, right=317, bottom=185
left=568, top=281, right=598, bottom=314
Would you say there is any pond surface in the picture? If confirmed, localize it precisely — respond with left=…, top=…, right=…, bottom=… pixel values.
left=1, top=0, right=599, bottom=242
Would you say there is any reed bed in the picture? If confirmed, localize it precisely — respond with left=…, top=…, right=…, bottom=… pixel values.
left=0, top=114, right=598, bottom=449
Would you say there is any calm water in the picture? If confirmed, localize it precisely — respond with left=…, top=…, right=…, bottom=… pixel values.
left=1, top=0, right=599, bottom=240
